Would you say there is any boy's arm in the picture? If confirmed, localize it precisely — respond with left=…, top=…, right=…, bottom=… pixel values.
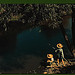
left=62, top=50, right=64, bottom=58
left=55, top=49, right=59, bottom=52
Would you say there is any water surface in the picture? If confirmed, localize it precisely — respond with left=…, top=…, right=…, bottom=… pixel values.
left=0, top=17, right=72, bottom=73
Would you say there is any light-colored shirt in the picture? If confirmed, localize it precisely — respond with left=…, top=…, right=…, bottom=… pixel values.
left=51, top=57, right=54, bottom=61
left=55, top=48, right=64, bottom=58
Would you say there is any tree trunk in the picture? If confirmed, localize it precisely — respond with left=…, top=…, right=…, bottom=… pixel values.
left=60, top=24, right=74, bottom=58
left=72, top=6, right=75, bottom=48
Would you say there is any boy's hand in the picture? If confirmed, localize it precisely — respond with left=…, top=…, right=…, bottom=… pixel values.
left=47, top=60, right=50, bottom=62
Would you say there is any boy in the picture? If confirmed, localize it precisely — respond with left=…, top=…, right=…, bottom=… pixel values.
left=55, top=43, right=65, bottom=66
left=47, top=54, right=54, bottom=67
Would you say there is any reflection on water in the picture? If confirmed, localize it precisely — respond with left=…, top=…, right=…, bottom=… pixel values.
left=0, top=17, right=72, bottom=73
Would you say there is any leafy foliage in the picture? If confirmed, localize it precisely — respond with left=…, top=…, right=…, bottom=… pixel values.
left=0, top=4, right=74, bottom=31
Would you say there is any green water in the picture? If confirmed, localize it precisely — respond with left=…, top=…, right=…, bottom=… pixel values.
left=0, top=18, right=72, bottom=73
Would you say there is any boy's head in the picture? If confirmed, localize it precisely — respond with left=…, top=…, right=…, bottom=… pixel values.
left=47, top=54, right=53, bottom=58
left=57, top=43, right=63, bottom=48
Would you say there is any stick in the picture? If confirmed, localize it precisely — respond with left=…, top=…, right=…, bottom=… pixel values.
left=63, top=57, right=71, bottom=64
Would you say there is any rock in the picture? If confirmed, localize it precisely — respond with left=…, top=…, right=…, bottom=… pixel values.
left=47, top=69, right=53, bottom=74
